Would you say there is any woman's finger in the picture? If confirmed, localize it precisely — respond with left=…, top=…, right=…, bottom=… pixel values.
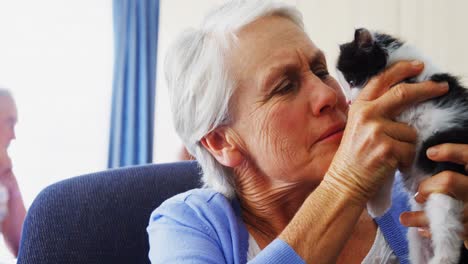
left=357, top=60, right=425, bottom=101
left=391, top=140, right=416, bottom=171
left=427, top=143, right=468, bottom=165
left=383, top=120, right=418, bottom=144
left=415, top=171, right=468, bottom=203
left=376, top=81, right=449, bottom=118
left=400, top=210, right=429, bottom=227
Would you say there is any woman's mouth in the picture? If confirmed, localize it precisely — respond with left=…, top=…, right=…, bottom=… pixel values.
left=316, top=123, right=345, bottom=143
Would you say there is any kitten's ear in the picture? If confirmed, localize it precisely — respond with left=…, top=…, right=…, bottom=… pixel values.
left=354, top=28, right=374, bottom=50
left=339, top=44, right=345, bottom=52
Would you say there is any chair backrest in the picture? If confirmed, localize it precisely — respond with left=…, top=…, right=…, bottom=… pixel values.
left=17, top=161, right=202, bottom=264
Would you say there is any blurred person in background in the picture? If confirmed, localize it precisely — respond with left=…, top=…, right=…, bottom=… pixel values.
left=0, top=89, right=26, bottom=256
left=0, top=90, right=16, bottom=149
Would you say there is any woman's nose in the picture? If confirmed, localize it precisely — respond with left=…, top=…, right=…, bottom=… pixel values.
left=308, top=80, right=338, bottom=116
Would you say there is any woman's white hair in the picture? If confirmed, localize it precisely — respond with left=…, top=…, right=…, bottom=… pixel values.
left=165, top=0, right=304, bottom=198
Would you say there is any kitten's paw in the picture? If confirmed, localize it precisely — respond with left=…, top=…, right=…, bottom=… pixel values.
left=366, top=202, right=389, bottom=218
left=366, top=174, right=394, bottom=217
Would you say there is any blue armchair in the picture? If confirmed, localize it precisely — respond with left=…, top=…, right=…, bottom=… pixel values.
left=17, top=161, right=202, bottom=264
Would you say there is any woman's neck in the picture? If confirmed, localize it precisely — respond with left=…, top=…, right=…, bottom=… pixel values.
left=234, top=164, right=316, bottom=249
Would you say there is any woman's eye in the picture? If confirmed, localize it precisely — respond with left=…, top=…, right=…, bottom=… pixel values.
left=315, top=69, right=329, bottom=80
left=276, top=80, right=297, bottom=95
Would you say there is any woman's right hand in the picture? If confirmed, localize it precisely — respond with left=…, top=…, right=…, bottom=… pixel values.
left=0, top=149, right=13, bottom=189
left=324, top=60, right=449, bottom=205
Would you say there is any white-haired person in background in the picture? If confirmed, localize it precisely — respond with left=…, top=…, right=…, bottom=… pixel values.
left=0, top=89, right=26, bottom=257
left=147, top=1, right=468, bottom=263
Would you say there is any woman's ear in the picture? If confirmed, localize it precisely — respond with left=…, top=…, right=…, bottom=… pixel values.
left=200, top=128, right=244, bottom=168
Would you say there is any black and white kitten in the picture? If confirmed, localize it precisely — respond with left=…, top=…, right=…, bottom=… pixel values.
left=337, top=28, right=468, bottom=264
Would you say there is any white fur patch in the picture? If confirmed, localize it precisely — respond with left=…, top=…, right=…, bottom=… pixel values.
left=406, top=194, right=464, bottom=264
left=397, top=101, right=468, bottom=146
left=334, top=69, right=352, bottom=100
left=376, top=36, right=466, bottom=264
left=426, top=193, right=464, bottom=264
left=335, top=69, right=365, bottom=103
left=387, top=44, right=440, bottom=82
left=349, top=87, right=363, bottom=102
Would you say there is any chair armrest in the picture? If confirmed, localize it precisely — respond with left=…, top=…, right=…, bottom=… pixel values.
left=17, top=161, right=201, bottom=264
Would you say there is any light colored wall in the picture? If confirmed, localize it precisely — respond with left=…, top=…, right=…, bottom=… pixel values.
left=298, top=0, right=468, bottom=81
left=0, top=0, right=113, bottom=206
left=154, top=0, right=468, bottom=163
left=0, top=0, right=113, bottom=260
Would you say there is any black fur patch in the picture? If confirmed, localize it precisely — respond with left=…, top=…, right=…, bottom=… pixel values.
left=337, top=30, right=468, bottom=178
left=417, top=73, right=468, bottom=175
left=337, top=29, right=402, bottom=87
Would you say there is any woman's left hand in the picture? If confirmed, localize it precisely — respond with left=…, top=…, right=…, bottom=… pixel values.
left=399, top=143, right=468, bottom=249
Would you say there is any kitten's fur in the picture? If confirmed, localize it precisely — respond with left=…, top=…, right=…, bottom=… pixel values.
left=337, top=28, right=468, bottom=264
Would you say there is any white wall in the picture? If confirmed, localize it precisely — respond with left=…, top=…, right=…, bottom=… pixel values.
left=298, top=0, right=468, bottom=82
left=154, top=0, right=468, bottom=163
left=0, top=0, right=113, bottom=207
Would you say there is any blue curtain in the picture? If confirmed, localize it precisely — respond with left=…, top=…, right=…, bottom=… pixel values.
left=108, top=0, right=159, bottom=168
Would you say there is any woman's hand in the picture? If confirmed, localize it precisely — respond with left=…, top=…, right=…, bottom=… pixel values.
left=0, top=148, right=25, bottom=257
left=282, top=61, right=449, bottom=263
left=0, top=149, right=15, bottom=190
left=324, top=61, right=449, bottom=205
left=400, top=143, right=468, bottom=249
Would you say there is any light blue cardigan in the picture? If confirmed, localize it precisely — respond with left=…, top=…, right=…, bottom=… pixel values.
left=147, top=172, right=410, bottom=263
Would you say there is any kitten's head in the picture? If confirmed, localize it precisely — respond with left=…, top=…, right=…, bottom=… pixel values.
left=337, top=28, right=388, bottom=89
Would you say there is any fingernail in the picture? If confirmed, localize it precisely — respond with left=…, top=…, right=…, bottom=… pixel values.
left=417, top=227, right=427, bottom=234
left=417, top=227, right=430, bottom=238
left=427, top=147, right=438, bottom=158
left=411, top=60, right=423, bottom=67
left=413, top=192, right=424, bottom=204
left=438, top=82, right=449, bottom=89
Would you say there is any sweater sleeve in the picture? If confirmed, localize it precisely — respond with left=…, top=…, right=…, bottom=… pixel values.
left=147, top=189, right=304, bottom=264
left=147, top=200, right=226, bottom=263
left=248, top=239, right=305, bottom=264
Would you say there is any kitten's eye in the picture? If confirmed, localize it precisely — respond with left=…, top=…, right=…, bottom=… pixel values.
left=349, top=80, right=356, bottom=86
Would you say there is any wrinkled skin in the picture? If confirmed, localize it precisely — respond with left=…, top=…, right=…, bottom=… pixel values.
left=201, top=15, right=468, bottom=262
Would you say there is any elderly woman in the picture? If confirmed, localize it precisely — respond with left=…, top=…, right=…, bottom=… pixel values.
left=147, top=1, right=468, bottom=263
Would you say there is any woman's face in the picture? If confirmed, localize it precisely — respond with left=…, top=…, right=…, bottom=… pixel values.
left=228, top=16, right=348, bottom=186
left=0, top=96, right=17, bottom=149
